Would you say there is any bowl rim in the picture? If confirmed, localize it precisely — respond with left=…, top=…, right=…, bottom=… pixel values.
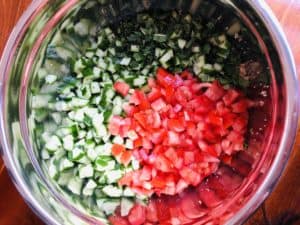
left=0, top=1, right=299, bottom=225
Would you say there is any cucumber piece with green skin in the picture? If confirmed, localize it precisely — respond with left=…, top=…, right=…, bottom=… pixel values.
left=94, top=156, right=116, bottom=172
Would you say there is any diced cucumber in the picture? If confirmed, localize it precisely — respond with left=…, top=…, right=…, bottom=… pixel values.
left=105, top=170, right=123, bottom=184
left=82, top=179, right=97, bottom=196
left=160, top=49, right=174, bottom=66
left=112, top=135, right=124, bottom=145
left=79, top=164, right=94, bottom=178
left=32, top=95, right=52, bottom=109
left=45, top=74, right=57, bottom=84
left=123, top=187, right=135, bottom=197
left=130, top=45, right=139, bottom=52
left=59, top=158, right=74, bottom=171
left=178, top=39, right=186, bottom=49
left=121, top=198, right=134, bottom=216
left=62, top=135, right=74, bottom=151
left=133, top=76, right=146, bottom=87
left=97, top=199, right=120, bottom=215
left=153, top=33, right=167, bottom=42
left=49, top=159, right=59, bottom=179
left=69, top=98, right=89, bottom=108
left=95, top=143, right=112, bottom=156
left=120, top=57, right=131, bottom=66
left=51, top=112, right=62, bottom=124
left=102, top=185, right=123, bottom=197
left=94, top=156, right=115, bottom=172
left=70, top=147, right=85, bottom=161
left=45, top=135, right=61, bottom=152
left=125, top=139, right=133, bottom=149
left=74, top=19, right=91, bottom=36
left=57, top=170, right=73, bottom=186
left=67, top=177, right=83, bottom=195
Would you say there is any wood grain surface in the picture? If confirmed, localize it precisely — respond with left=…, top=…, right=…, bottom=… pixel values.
left=0, top=1, right=299, bottom=225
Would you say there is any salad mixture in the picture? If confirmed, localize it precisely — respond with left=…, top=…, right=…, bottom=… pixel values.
left=31, top=3, right=268, bottom=225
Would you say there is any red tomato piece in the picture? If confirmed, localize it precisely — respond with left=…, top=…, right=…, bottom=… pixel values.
left=204, top=80, right=225, bottom=101
left=150, top=129, right=167, bottom=144
left=156, top=68, right=175, bottom=88
left=128, top=204, right=146, bottom=225
left=111, top=144, right=125, bottom=157
left=180, top=167, right=201, bottom=186
left=155, top=198, right=171, bottom=222
left=147, top=88, right=162, bottom=102
left=176, top=179, right=189, bottom=194
left=151, top=176, right=166, bottom=189
left=167, top=131, right=180, bottom=146
left=155, top=155, right=174, bottom=172
left=146, top=200, right=158, bottom=222
left=231, top=99, right=249, bottom=113
left=168, top=118, right=185, bottom=133
left=109, top=215, right=130, bottom=225
left=108, top=116, right=124, bottom=135
left=120, top=151, right=132, bottom=166
left=114, top=81, right=130, bottom=96
left=223, top=89, right=240, bottom=105
left=151, top=98, right=166, bottom=111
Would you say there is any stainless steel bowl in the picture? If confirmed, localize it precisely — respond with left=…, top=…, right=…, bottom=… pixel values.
left=0, top=0, right=298, bottom=224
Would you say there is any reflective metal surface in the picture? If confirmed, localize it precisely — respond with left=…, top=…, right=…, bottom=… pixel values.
left=0, top=1, right=298, bottom=224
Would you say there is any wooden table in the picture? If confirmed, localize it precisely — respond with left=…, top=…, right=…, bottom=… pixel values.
left=0, top=1, right=299, bottom=224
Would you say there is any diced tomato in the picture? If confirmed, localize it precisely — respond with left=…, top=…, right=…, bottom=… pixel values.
left=123, top=103, right=138, bottom=116
left=120, top=151, right=132, bottom=166
left=204, top=80, right=225, bottom=101
left=176, top=179, right=189, bottom=193
left=110, top=67, right=255, bottom=198
left=133, top=137, right=143, bottom=148
left=151, top=98, right=166, bottom=111
left=112, top=144, right=125, bottom=157
left=184, top=151, right=195, bottom=165
left=156, top=68, right=175, bottom=88
left=180, top=167, right=201, bottom=186
left=108, top=116, right=124, bottom=135
left=155, top=155, right=174, bottom=172
left=223, top=89, right=240, bottom=106
left=148, top=88, right=162, bottom=102
left=109, top=215, right=130, bottom=225
left=146, top=200, right=158, bottom=222
left=114, top=81, right=130, bottom=96
left=232, top=115, right=248, bottom=132
left=167, top=131, right=180, bottom=146
left=118, top=172, right=133, bottom=186
left=207, top=111, right=223, bottom=127
left=128, top=204, right=146, bottom=225
left=151, top=176, right=167, bottom=189
left=168, top=118, right=185, bottom=132
left=231, top=99, right=249, bottom=113
left=140, top=166, right=152, bottom=181
left=150, top=129, right=167, bottom=144
left=180, top=70, right=193, bottom=79
left=155, top=198, right=171, bottom=222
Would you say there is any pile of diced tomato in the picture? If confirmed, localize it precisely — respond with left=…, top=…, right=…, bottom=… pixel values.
left=109, top=68, right=253, bottom=198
